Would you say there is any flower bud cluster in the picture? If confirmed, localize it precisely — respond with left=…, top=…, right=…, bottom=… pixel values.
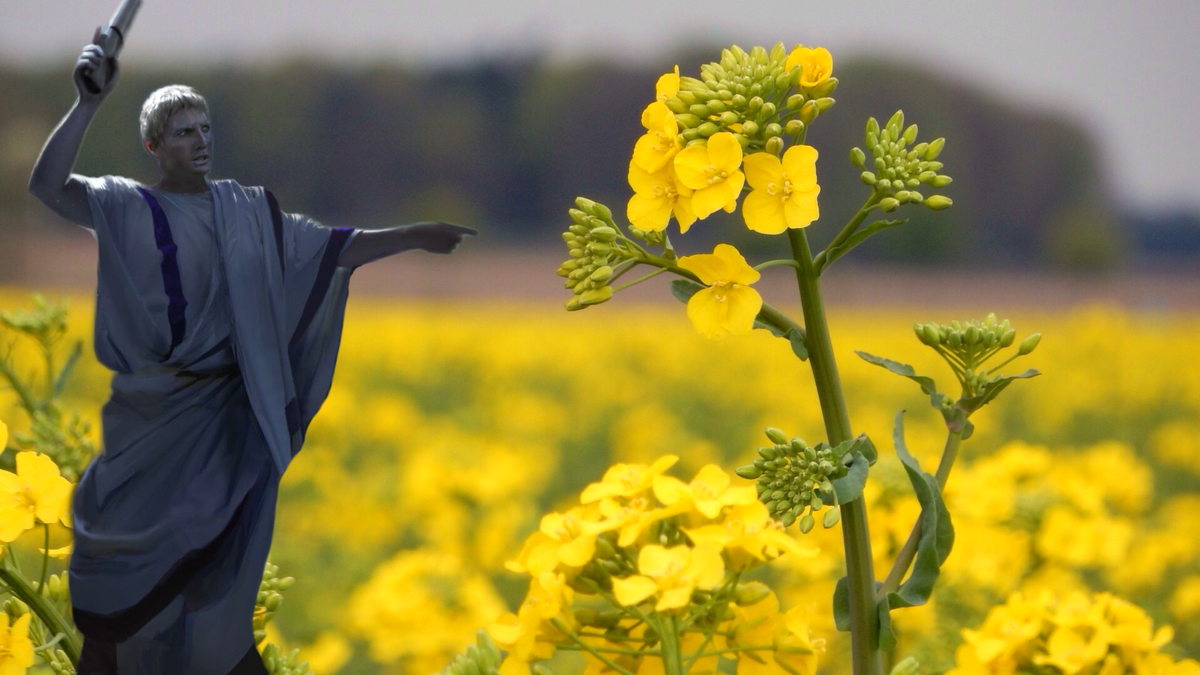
left=260, top=642, right=315, bottom=675
left=439, top=631, right=504, bottom=675
left=736, top=427, right=847, bottom=532
left=663, top=43, right=836, bottom=152
left=254, top=561, right=296, bottom=646
left=852, top=110, right=953, bottom=212
left=558, top=197, right=635, bottom=311
left=913, top=313, right=1040, bottom=397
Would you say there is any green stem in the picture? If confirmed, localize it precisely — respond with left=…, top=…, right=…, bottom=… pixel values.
left=0, top=562, right=79, bottom=662
left=813, top=194, right=882, bottom=274
left=660, top=615, right=684, bottom=675
left=682, top=572, right=741, bottom=672
left=551, top=618, right=637, bottom=675
left=878, top=429, right=963, bottom=597
left=38, top=524, right=49, bottom=592
left=786, top=227, right=883, bottom=675
left=556, top=643, right=651, bottom=656
left=612, top=267, right=670, bottom=292
left=753, top=259, right=801, bottom=272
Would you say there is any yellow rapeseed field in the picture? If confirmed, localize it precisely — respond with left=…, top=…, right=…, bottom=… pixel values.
left=1, top=288, right=1197, bottom=674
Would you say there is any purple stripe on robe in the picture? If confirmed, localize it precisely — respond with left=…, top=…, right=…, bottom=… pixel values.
left=290, top=226, right=353, bottom=348
left=135, top=188, right=188, bottom=359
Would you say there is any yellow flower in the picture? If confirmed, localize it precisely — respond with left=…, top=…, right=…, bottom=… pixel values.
left=38, top=543, right=73, bottom=560
left=633, top=102, right=682, bottom=173
left=656, top=65, right=680, bottom=102
left=0, top=420, right=7, bottom=452
left=653, top=463, right=757, bottom=519
left=598, top=496, right=681, bottom=548
left=627, top=161, right=697, bottom=234
left=1033, top=624, right=1111, bottom=675
left=490, top=572, right=574, bottom=675
left=0, top=451, right=74, bottom=542
left=672, top=132, right=745, bottom=219
left=730, top=592, right=822, bottom=675
left=785, top=46, right=833, bottom=88
left=684, top=501, right=818, bottom=570
left=675, top=244, right=763, bottom=340
left=506, top=505, right=610, bottom=575
left=611, top=543, right=725, bottom=611
left=0, top=613, right=34, bottom=672
left=581, top=455, right=679, bottom=503
left=742, top=147, right=820, bottom=234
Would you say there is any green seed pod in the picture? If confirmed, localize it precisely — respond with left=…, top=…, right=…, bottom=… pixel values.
left=926, top=137, right=946, bottom=160
left=791, top=438, right=806, bottom=455
left=927, top=161, right=945, bottom=171
left=742, top=120, right=760, bottom=136
left=588, top=243, right=612, bottom=255
left=777, top=500, right=793, bottom=513
left=787, top=93, right=805, bottom=110
left=765, top=500, right=778, bottom=513
left=924, top=195, right=953, bottom=210
left=780, top=510, right=797, bottom=527
left=736, top=464, right=762, bottom=479
left=861, top=171, right=877, bottom=186
left=1000, top=328, right=1016, bottom=348
left=785, top=119, right=804, bottom=136
left=708, top=99, right=728, bottom=114
left=765, top=427, right=789, bottom=444
left=1018, top=333, right=1042, bottom=355
left=902, top=124, right=918, bottom=145
left=809, top=77, right=838, bottom=98
left=850, top=147, right=866, bottom=168
left=923, top=322, right=942, bottom=345
left=771, top=490, right=786, bottom=501
left=966, top=325, right=981, bottom=345
left=698, top=122, right=719, bottom=138
left=664, top=97, right=689, bottom=114
left=569, top=224, right=587, bottom=236
left=765, top=137, right=784, bottom=155
left=759, top=445, right=778, bottom=460
left=732, top=93, right=748, bottom=108
left=932, top=175, right=953, bottom=187
left=815, top=97, right=835, bottom=112
left=689, top=104, right=713, bottom=118
left=886, top=110, right=905, bottom=135
left=799, top=514, right=815, bottom=534
left=720, top=111, right=739, bottom=126
left=675, top=113, right=703, bottom=129
left=918, top=171, right=936, bottom=183
left=759, top=102, right=777, bottom=118
left=896, top=190, right=911, bottom=203
left=866, top=117, right=880, bottom=138
left=810, top=494, right=824, bottom=509
left=682, top=129, right=701, bottom=142
left=580, top=286, right=614, bottom=306
left=569, top=208, right=589, bottom=224
left=677, top=91, right=698, bottom=105
left=880, top=198, right=900, bottom=212
left=823, top=506, right=842, bottom=528
left=764, top=123, right=783, bottom=138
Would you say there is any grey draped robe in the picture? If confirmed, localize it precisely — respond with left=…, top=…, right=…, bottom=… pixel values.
left=68, top=176, right=360, bottom=673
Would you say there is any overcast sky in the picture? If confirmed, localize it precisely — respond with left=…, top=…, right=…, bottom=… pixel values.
left=4, top=0, right=1198, bottom=212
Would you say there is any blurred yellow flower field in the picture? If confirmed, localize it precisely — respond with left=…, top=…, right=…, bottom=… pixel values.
left=1, top=288, right=1198, bottom=673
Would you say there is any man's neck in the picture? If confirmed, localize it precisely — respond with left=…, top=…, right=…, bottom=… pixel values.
left=155, top=175, right=209, bottom=194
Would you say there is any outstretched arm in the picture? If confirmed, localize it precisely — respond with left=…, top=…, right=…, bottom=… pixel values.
left=337, top=221, right=478, bottom=268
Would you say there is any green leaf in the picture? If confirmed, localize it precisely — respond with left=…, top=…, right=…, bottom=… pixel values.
left=52, top=342, right=83, bottom=398
left=831, top=435, right=874, bottom=504
left=670, top=279, right=704, bottom=304
left=787, top=328, right=809, bottom=361
left=960, top=368, right=1040, bottom=414
left=879, top=410, right=955, bottom=641
left=856, top=351, right=939, bottom=397
left=832, top=576, right=851, bottom=632
left=819, top=220, right=906, bottom=274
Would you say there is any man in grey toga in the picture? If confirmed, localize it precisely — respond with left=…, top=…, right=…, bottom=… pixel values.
left=27, top=29, right=477, bottom=674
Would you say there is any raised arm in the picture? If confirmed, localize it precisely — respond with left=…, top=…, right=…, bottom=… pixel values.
left=337, top=222, right=478, bottom=268
left=28, top=27, right=120, bottom=229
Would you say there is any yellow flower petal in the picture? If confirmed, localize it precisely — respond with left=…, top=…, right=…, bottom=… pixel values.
left=690, top=186, right=729, bottom=221
left=707, top=133, right=743, bottom=173
left=657, top=587, right=693, bottom=611
left=637, top=544, right=689, bottom=578
left=712, top=244, right=761, bottom=286
left=672, top=145, right=714, bottom=191
left=743, top=152, right=783, bottom=191
left=685, top=288, right=730, bottom=340
left=673, top=194, right=697, bottom=233
left=612, top=575, right=658, bottom=607
left=781, top=145, right=819, bottom=191
left=628, top=192, right=673, bottom=232
left=655, top=65, right=680, bottom=102
left=743, top=190, right=787, bottom=235
left=784, top=187, right=820, bottom=229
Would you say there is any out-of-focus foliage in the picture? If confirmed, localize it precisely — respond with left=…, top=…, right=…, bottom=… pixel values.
left=2, top=289, right=1197, bottom=673
left=0, top=54, right=1150, bottom=272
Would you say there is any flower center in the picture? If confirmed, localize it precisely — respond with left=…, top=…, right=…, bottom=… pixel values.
left=767, top=176, right=795, bottom=201
left=692, top=479, right=720, bottom=500
left=704, top=165, right=728, bottom=186
left=711, top=281, right=736, bottom=302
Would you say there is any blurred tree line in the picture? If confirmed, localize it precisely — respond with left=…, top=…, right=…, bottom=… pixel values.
left=1, top=47, right=1195, bottom=273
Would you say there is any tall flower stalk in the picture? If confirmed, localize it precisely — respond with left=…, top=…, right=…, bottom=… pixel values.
left=542, top=41, right=1045, bottom=675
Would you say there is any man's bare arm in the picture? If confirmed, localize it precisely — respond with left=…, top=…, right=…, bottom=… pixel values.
left=337, top=222, right=478, bottom=268
left=28, top=29, right=120, bottom=229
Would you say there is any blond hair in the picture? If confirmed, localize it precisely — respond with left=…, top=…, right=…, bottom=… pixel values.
left=139, top=85, right=209, bottom=150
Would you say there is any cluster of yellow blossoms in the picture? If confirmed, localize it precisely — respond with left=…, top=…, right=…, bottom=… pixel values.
left=488, top=455, right=825, bottom=674
left=948, top=590, right=1199, bottom=675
